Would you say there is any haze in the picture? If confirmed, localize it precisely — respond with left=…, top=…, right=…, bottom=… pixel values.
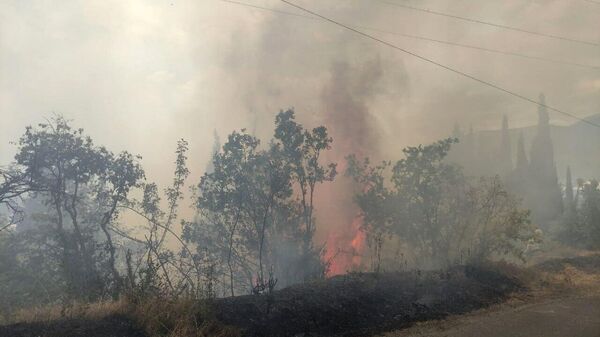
left=2, top=0, right=598, bottom=189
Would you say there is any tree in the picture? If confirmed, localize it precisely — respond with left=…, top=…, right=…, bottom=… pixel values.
left=499, top=115, right=513, bottom=176
left=507, top=132, right=529, bottom=202
left=557, top=177, right=600, bottom=249
left=123, top=139, right=201, bottom=299
left=273, top=109, right=337, bottom=276
left=564, top=166, right=575, bottom=211
left=13, top=116, right=145, bottom=299
left=191, top=128, right=294, bottom=293
left=580, top=180, right=600, bottom=248
left=558, top=167, right=581, bottom=245
left=515, top=132, right=528, bottom=174
left=185, top=109, right=334, bottom=295
left=347, top=138, right=538, bottom=268
left=190, top=130, right=262, bottom=295
left=96, top=150, right=145, bottom=297
left=0, top=167, right=32, bottom=232
left=528, top=93, right=563, bottom=225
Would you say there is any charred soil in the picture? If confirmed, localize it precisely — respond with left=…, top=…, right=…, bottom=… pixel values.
left=214, top=263, right=524, bottom=336
left=0, top=262, right=538, bottom=337
left=0, top=314, right=147, bottom=337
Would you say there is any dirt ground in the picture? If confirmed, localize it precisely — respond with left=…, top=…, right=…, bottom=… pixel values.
left=379, top=253, right=600, bottom=337
left=379, top=295, right=600, bottom=337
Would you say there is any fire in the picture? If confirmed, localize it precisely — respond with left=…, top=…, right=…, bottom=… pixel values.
left=350, top=219, right=366, bottom=266
left=324, top=216, right=366, bottom=277
left=315, top=57, right=381, bottom=278
left=316, top=151, right=369, bottom=277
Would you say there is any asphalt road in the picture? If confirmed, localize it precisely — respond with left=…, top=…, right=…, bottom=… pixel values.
left=383, top=296, right=600, bottom=337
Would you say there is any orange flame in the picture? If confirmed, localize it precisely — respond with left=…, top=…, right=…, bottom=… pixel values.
left=350, top=220, right=366, bottom=266
left=324, top=216, right=366, bottom=277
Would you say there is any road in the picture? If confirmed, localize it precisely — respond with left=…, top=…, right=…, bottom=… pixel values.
left=382, top=296, right=600, bottom=337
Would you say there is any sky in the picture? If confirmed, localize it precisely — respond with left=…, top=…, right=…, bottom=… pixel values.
left=1, top=0, right=599, bottom=190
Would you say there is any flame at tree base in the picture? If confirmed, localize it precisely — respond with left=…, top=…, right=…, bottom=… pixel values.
left=324, top=216, right=366, bottom=277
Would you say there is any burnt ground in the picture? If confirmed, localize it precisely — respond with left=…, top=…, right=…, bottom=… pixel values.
left=380, top=253, right=600, bottom=337
left=0, top=262, right=535, bottom=337
left=214, top=263, right=525, bottom=337
left=0, top=314, right=147, bottom=337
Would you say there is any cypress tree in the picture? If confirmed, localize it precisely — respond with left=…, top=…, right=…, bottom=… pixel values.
left=528, top=93, right=563, bottom=226
left=507, top=132, right=530, bottom=205
left=515, top=132, right=528, bottom=173
left=565, top=166, right=575, bottom=211
left=499, top=115, right=513, bottom=175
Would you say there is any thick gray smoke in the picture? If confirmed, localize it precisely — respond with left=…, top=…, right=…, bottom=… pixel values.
left=223, top=4, right=414, bottom=254
left=318, top=58, right=388, bottom=273
left=1, top=0, right=598, bottom=211
left=321, top=59, right=383, bottom=157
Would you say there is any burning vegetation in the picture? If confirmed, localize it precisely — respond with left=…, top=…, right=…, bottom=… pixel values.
left=1, top=2, right=600, bottom=336
left=0, top=100, right=597, bottom=336
left=1, top=102, right=599, bottom=337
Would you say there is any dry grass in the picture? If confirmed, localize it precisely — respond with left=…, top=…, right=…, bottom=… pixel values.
left=5, top=253, right=600, bottom=337
left=4, top=299, right=128, bottom=325
left=379, top=253, right=600, bottom=337
left=538, top=261, right=600, bottom=297
left=525, top=241, right=597, bottom=266
left=127, top=297, right=240, bottom=337
left=2, top=297, right=239, bottom=337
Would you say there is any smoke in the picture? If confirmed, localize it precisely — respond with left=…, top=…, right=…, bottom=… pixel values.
left=318, top=58, right=385, bottom=274
left=218, top=2, right=415, bottom=273
left=212, top=3, right=413, bottom=274
left=321, top=59, right=383, bottom=157
left=2, top=0, right=598, bottom=179
left=1, top=1, right=598, bottom=270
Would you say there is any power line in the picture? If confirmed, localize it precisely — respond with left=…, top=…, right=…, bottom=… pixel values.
left=220, top=0, right=599, bottom=70
left=373, top=30, right=600, bottom=71
left=222, top=0, right=311, bottom=19
left=376, top=0, right=600, bottom=48
left=279, top=0, right=600, bottom=128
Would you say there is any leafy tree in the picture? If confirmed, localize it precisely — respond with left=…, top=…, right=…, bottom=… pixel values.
left=0, top=224, right=65, bottom=316
left=0, top=167, right=32, bottom=232
left=123, top=139, right=203, bottom=299
left=558, top=167, right=582, bottom=245
left=96, top=150, right=145, bottom=297
left=272, top=110, right=337, bottom=277
left=185, top=109, right=335, bottom=295
left=347, top=138, right=539, bottom=269
left=580, top=180, right=600, bottom=248
left=189, top=128, right=292, bottom=294
left=12, top=116, right=145, bottom=299
left=562, top=179, right=600, bottom=249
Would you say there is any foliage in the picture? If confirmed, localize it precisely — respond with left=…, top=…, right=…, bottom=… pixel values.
left=0, top=167, right=32, bottom=231
left=0, top=112, right=551, bottom=327
left=1, top=116, right=145, bottom=311
left=123, top=139, right=208, bottom=301
left=184, top=109, right=336, bottom=296
left=347, top=138, right=540, bottom=269
left=559, top=179, right=600, bottom=249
